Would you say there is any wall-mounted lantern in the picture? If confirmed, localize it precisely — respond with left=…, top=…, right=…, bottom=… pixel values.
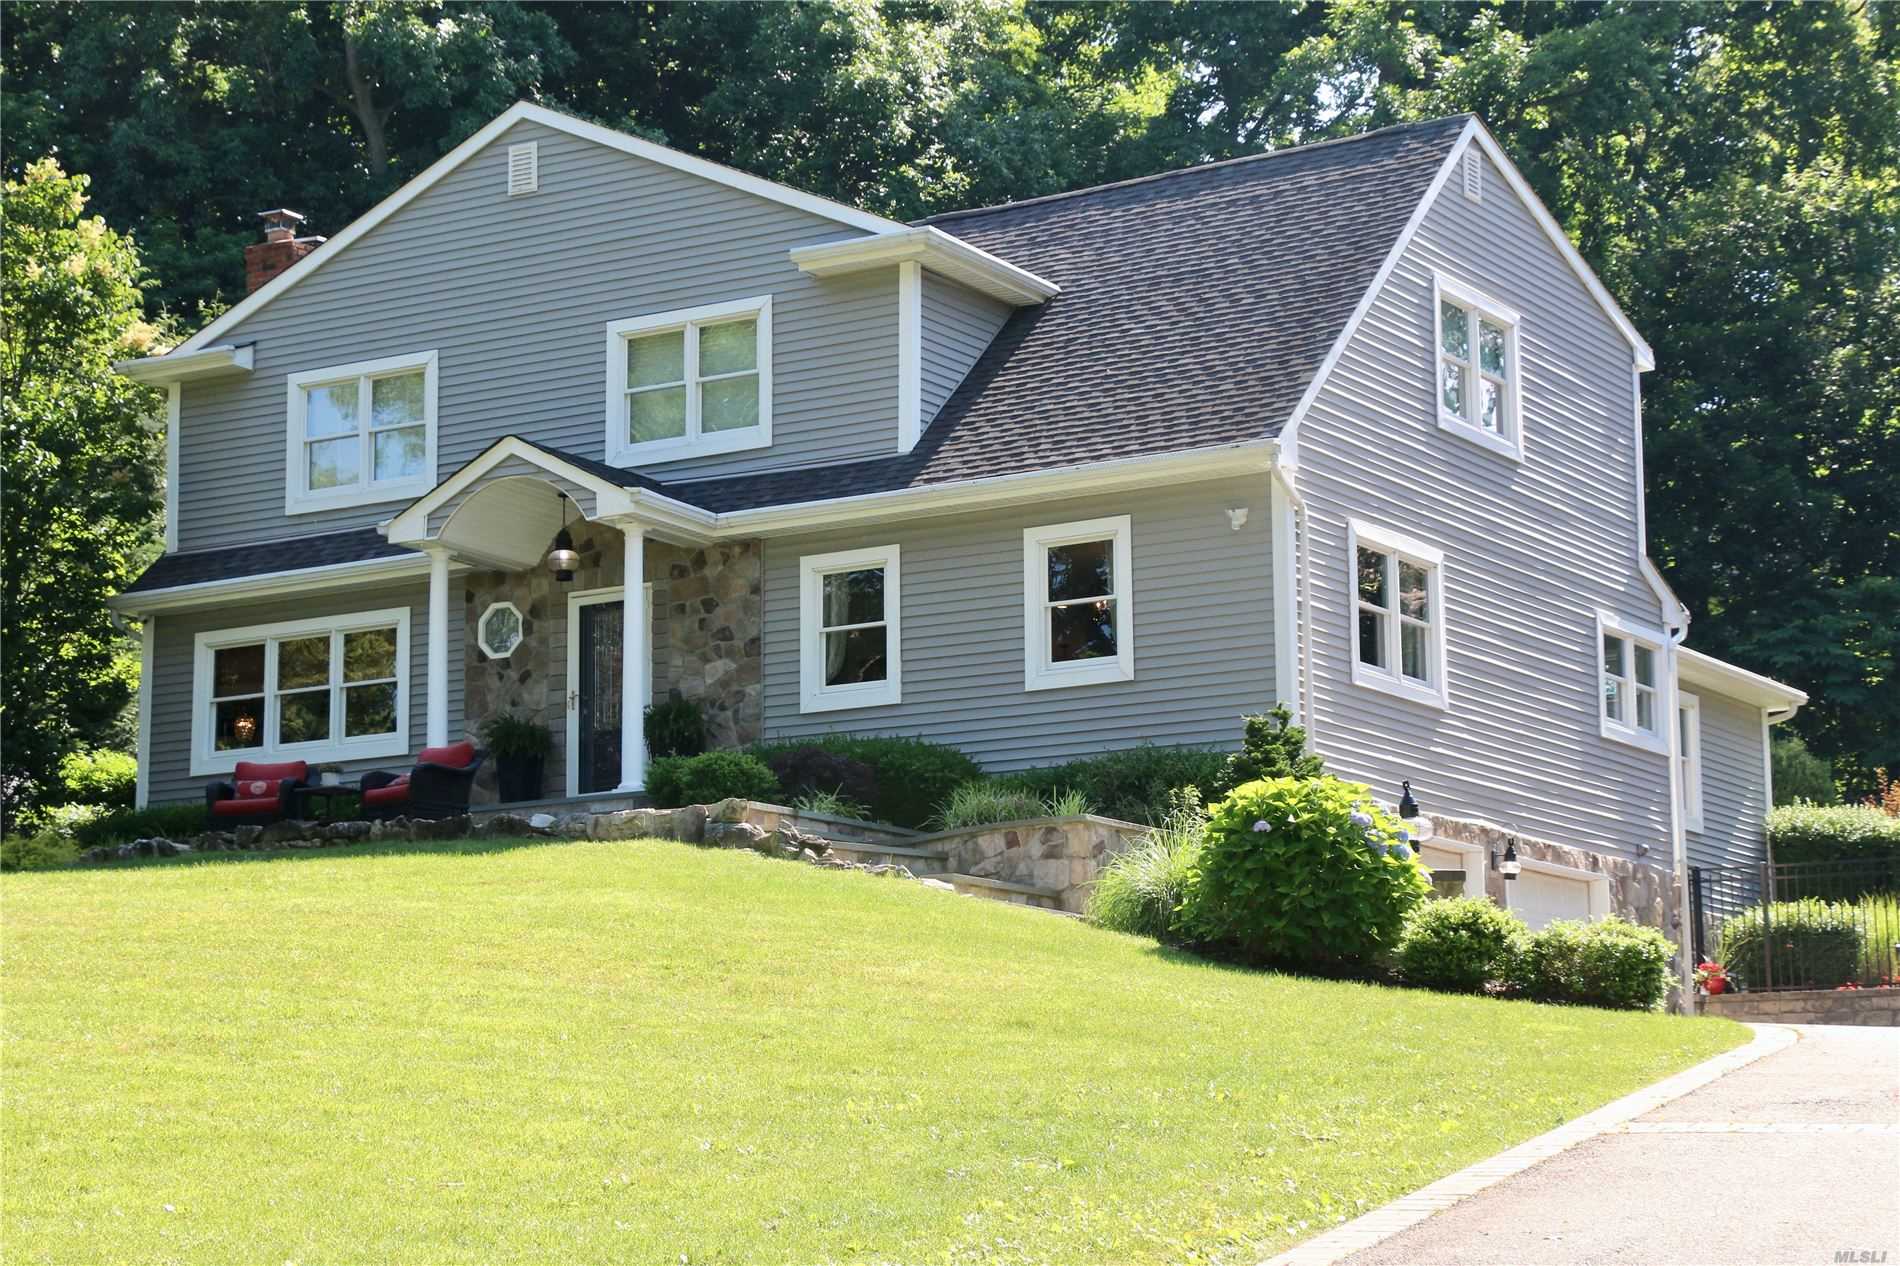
left=1493, top=837, right=1521, bottom=880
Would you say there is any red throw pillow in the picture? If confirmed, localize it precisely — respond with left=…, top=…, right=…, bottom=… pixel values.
left=240, top=779, right=276, bottom=798
left=417, top=741, right=476, bottom=769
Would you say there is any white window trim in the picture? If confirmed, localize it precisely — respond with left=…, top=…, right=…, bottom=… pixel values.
left=799, top=545, right=902, bottom=713
left=1503, top=856, right=1613, bottom=923
left=477, top=601, right=524, bottom=660
left=1347, top=520, right=1450, bottom=710
left=604, top=296, right=773, bottom=466
left=1433, top=273, right=1524, bottom=462
left=1022, top=515, right=1134, bottom=692
left=284, top=351, right=438, bottom=515
left=1679, top=690, right=1705, bottom=833
left=189, top=607, right=411, bottom=777
left=1597, top=610, right=1669, bottom=754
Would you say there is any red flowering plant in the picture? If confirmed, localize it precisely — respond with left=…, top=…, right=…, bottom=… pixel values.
left=1694, top=961, right=1731, bottom=994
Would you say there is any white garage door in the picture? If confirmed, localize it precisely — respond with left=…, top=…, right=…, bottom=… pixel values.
left=1510, top=868, right=1596, bottom=931
left=1419, top=845, right=1467, bottom=875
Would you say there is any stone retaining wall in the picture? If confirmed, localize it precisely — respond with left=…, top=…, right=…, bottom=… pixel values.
left=915, top=815, right=1149, bottom=914
left=1429, top=814, right=1679, bottom=934
left=1700, top=987, right=1900, bottom=1027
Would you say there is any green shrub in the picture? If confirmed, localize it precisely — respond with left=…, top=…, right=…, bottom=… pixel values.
left=1771, top=736, right=1836, bottom=806
left=478, top=711, right=553, bottom=761
left=1717, top=898, right=1865, bottom=990
left=1179, top=776, right=1430, bottom=969
left=929, top=783, right=1094, bottom=831
left=1855, top=893, right=1900, bottom=985
left=751, top=735, right=979, bottom=829
left=645, top=752, right=780, bottom=808
left=1089, top=792, right=1206, bottom=941
left=57, top=748, right=136, bottom=808
left=1207, top=705, right=1325, bottom=800
left=0, top=831, right=79, bottom=871
left=1006, top=744, right=1231, bottom=825
left=792, top=788, right=869, bottom=821
left=644, top=697, right=707, bottom=758
left=1395, top=897, right=1529, bottom=993
left=1766, top=802, right=1900, bottom=868
left=67, top=803, right=207, bottom=848
left=766, top=746, right=878, bottom=814
left=1509, top=917, right=1675, bottom=1010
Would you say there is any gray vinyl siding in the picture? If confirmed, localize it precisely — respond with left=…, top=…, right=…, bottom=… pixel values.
left=1687, top=689, right=1769, bottom=870
left=759, top=478, right=1274, bottom=770
left=176, top=118, right=901, bottom=552
left=1295, top=146, right=1672, bottom=861
left=920, top=274, right=1011, bottom=425
left=145, top=579, right=460, bottom=806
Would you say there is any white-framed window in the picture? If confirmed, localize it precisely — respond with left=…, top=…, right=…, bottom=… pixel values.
left=1679, top=691, right=1705, bottom=832
left=799, top=545, right=900, bottom=713
left=1023, top=515, right=1133, bottom=691
left=1348, top=520, right=1449, bottom=709
left=284, top=352, right=438, bottom=514
left=190, top=608, right=410, bottom=775
left=478, top=602, right=524, bottom=659
left=1433, top=274, right=1522, bottom=460
left=1597, top=612, right=1667, bottom=753
left=605, top=296, right=772, bottom=465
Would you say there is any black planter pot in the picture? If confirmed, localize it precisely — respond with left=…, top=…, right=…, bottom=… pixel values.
left=496, top=752, right=545, bottom=804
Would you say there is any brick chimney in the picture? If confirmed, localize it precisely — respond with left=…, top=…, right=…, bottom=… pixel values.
left=244, top=209, right=323, bottom=293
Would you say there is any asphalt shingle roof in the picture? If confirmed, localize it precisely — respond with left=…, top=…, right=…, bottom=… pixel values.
left=122, top=527, right=407, bottom=594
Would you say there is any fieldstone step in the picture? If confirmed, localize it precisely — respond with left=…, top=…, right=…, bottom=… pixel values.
left=933, top=872, right=1074, bottom=913
left=822, top=841, right=950, bottom=873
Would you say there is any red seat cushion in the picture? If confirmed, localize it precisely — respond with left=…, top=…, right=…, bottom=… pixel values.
left=234, top=760, right=308, bottom=783
left=211, top=796, right=283, bottom=817
left=416, top=741, right=476, bottom=769
left=362, top=780, right=412, bottom=808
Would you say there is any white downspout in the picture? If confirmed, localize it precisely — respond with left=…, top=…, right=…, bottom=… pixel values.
left=1268, top=460, right=1315, bottom=743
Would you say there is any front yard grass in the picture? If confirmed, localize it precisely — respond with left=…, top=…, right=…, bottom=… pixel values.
left=4, top=837, right=1744, bottom=1265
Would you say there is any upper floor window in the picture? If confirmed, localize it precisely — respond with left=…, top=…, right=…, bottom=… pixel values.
left=1598, top=613, right=1667, bottom=753
left=1023, top=515, right=1134, bottom=691
left=285, top=351, right=438, bottom=515
left=799, top=545, right=900, bottom=712
left=1434, top=275, right=1522, bottom=461
left=606, top=296, right=772, bottom=466
left=1349, top=521, right=1448, bottom=709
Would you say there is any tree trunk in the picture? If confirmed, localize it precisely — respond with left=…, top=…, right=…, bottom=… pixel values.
left=342, top=30, right=389, bottom=174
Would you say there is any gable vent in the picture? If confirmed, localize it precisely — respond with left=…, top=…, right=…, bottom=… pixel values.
left=507, top=142, right=539, bottom=196
left=1462, top=149, right=1482, bottom=203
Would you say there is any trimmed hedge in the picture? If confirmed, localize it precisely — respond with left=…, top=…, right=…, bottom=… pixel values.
left=645, top=752, right=779, bottom=808
left=1717, top=898, right=1864, bottom=991
left=750, top=735, right=979, bottom=830
left=1395, top=896, right=1527, bottom=993
left=1766, top=803, right=1900, bottom=867
left=1508, top=916, right=1674, bottom=1011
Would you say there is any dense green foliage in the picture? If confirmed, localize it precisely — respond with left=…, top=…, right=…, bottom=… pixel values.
left=644, top=751, right=780, bottom=808
left=642, top=697, right=707, bottom=759
left=1087, top=792, right=1206, bottom=941
left=56, top=748, right=137, bottom=809
left=930, top=783, right=1092, bottom=832
left=764, top=745, right=879, bottom=814
left=751, top=735, right=980, bottom=829
left=476, top=711, right=553, bottom=761
left=1395, top=896, right=1528, bottom=994
left=1006, top=744, right=1231, bottom=825
left=1717, top=898, right=1866, bottom=991
left=1510, top=917, right=1675, bottom=1011
left=1211, top=706, right=1327, bottom=797
left=1771, top=736, right=1839, bottom=806
left=1, top=160, right=164, bottom=818
left=1182, top=777, right=1431, bottom=969
left=1766, top=803, right=1900, bottom=867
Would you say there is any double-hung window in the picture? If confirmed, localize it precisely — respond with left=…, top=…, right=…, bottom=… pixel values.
left=1434, top=275, right=1522, bottom=460
left=606, top=297, right=772, bottom=464
left=1023, top=515, right=1134, bottom=691
left=1678, top=692, right=1704, bottom=832
left=799, top=545, right=900, bottom=712
left=285, top=352, right=437, bottom=513
left=191, top=608, right=410, bottom=774
left=1349, top=521, right=1448, bottom=708
left=1598, top=613, right=1667, bottom=752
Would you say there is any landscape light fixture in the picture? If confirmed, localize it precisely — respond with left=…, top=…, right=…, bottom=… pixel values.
left=1495, top=837, right=1521, bottom=880
left=1398, top=781, right=1419, bottom=819
left=546, top=494, right=579, bottom=582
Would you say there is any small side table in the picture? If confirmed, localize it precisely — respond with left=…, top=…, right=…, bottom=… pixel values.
left=294, top=784, right=362, bottom=822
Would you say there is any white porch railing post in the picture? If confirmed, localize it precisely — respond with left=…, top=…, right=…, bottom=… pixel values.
left=618, top=525, right=649, bottom=792
left=426, top=546, right=450, bottom=748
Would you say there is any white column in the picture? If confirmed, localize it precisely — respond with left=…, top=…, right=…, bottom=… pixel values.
left=426, top=547, right=450, bottom=748
left=617, top=525, right=649, bottom=792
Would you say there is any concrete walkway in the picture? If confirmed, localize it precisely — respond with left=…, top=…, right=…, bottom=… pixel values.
left=1337, top=1025, right=1899, bottom=1266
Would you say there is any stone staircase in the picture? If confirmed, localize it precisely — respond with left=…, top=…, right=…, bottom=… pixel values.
left=822, top=841, right=951, bottom=873
left=806, top=832, right=1071, bottom=915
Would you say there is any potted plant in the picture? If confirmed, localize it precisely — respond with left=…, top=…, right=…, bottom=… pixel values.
left=1695, top=961, right=1731, bottom=995
left=315, top=762, right=344, bottom=787
left=480, top=711, right=553, bottom=803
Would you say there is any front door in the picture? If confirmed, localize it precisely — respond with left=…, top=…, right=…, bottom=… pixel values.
left=566, top=585, right=653, bottom=796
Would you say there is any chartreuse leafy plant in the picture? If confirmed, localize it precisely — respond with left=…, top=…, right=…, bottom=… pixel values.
left=1396, top=896, right=1528, bottom=994
left=1182, top=776, right=1431, bottom=969
left=1510, top=918, right=1675, bottom=1011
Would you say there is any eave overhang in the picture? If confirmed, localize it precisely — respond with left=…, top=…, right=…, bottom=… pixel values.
left=790, top=227, right=1060, bottom=306
left=1677, top=647, right=1808, bottom=715
left=112, top=343, right=255, bottom=386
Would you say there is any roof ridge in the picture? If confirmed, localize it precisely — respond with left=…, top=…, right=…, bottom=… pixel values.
left=915, top=114, right=1473, bottom=227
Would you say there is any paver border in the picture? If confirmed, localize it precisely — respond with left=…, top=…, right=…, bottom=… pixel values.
left=1258, top=1022, right=1799, bottom=1266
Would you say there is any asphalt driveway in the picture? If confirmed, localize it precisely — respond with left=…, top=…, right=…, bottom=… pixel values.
left=1340, top=1024, right=1900, bottom=1266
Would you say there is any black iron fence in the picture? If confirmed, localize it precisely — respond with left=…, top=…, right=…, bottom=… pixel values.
left=1690, top=858, right=1900, bottom=993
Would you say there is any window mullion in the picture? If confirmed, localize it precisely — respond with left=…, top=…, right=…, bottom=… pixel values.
left=358, top=376, right=372, bottom=488
left=685, top=323, right=701, bottom=440
left=1384, top=554, right=1400, bottom=674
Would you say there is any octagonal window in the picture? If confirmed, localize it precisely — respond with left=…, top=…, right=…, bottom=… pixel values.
left=478, top=601, right=524, bottom=659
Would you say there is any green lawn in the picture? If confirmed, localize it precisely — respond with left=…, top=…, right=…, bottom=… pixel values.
left=4, top=838, right=1744, bottom=1265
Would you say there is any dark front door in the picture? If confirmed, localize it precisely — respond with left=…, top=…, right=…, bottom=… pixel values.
left=576, top=601, right=623, bottom=794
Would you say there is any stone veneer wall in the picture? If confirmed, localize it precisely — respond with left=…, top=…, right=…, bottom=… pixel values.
left=1701, top=987, right=1900, bottom=1027
left=924, top=815, right=1150, bottom=914
left=1429, top=814, right=1680, bottom=936
left=462, top=520, right=762, bottom=804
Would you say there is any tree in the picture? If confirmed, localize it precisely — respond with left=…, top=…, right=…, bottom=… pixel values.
left=1, top=160, right=164, bottom=816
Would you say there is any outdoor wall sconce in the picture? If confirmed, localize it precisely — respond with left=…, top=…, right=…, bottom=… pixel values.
left=1226, top=507, right=1249, bottom=531
left=1398, top=781, right=1419, bottom=819
left=1492, top=837, right=1521, bottom=880
left=1396, top=780, right=1435, bottom=846
left=545, top=493, right=579, bottom=582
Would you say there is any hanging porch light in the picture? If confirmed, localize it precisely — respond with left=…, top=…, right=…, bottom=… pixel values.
left=1495, top=837, right=1521, bottom=880
left=546, top=493, right=579, bottom=582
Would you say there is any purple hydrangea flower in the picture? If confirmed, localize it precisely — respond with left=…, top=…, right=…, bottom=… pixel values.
left=1348, top=811, right=1374, bottom=829
left=1252, top=819, right=1272, bottom=833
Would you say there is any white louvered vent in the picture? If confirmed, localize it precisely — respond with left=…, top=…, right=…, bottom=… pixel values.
left=507, top=142, right=539, bottom=196
left=1462, top=149, right=1482, bottom=203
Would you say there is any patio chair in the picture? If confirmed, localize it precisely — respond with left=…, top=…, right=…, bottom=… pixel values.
left=205, top=760, right=309, bottom=828
left=359, top=742, right=486, bottom=821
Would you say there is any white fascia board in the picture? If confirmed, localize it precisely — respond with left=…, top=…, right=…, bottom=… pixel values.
left=113, top=343, right=255, bottom=385
left=1676, top=647, right=1808, bottom=712
left=109, top=552, right=437, bottom=615
left=385, top=436, right=632, bottom=543
left=171, top=102, right=905, bottom=358
left=789, top=226, right=1059, bottom=306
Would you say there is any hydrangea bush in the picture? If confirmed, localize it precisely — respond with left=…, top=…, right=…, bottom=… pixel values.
left=1180, top=776, right=1431, bottom=968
